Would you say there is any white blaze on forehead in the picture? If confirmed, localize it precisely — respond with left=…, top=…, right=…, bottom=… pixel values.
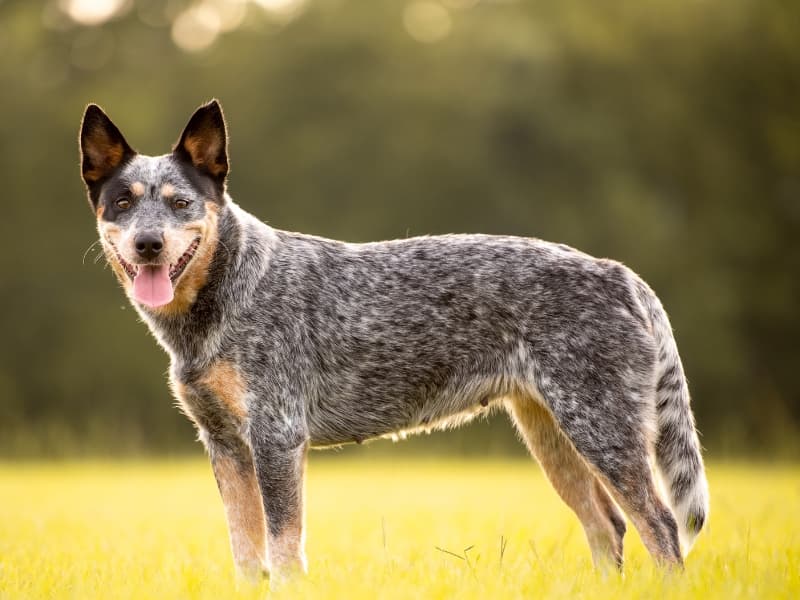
left=161, top=183, right=176, bottom=198
left=131, top=181, right=145, bottom=196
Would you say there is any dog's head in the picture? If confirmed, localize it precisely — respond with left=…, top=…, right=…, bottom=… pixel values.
left=80, top=100, right=228, bottom=313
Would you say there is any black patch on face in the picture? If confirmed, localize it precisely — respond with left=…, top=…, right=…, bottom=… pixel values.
left=96, top=176, right=138, bottom=222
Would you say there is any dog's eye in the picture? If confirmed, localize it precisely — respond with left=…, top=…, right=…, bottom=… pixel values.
left=174, top=199, right=190, bottom=209
left=116, top=198, right=131, bottom=210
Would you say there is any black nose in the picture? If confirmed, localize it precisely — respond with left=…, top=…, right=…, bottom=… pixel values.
left=134, top=232, right=164, bottom=260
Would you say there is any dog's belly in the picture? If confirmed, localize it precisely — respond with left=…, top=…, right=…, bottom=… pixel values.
left=306, top=385, right=506, bottom=448
left=307, top=409, right=485, bottom=448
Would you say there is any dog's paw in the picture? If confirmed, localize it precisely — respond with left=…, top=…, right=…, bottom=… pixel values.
left=267, top=557, right=308, bottom=589
left=234, top=561, right=269, bottom=585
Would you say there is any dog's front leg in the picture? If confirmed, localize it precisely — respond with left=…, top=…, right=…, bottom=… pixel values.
left=173, top=377, right=269, bottom=581
left=249, top=412, right=309, bottom=580
left=206, top=438, right=269, bottom=582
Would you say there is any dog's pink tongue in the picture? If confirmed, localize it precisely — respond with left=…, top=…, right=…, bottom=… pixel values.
left=133, top=265, right=174, bottom=307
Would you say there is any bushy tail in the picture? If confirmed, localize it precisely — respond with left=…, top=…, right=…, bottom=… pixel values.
left=636, top=281, right=709, bottom=555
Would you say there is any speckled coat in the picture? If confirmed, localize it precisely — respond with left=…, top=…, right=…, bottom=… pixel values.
left=80, top=100, right=709, bottom=583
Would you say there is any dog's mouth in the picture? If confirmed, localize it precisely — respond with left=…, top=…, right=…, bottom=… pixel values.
left=110, top=237, right=201, bottom=308
left=168, top=237, right=201, bottom=282
left=116, top=252, right=138, bottom=281
left=112, top=237, right=201, bottom=283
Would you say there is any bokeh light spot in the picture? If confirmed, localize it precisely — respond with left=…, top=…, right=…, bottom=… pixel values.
left=442, top=0, right=478, bottom=9
left=208, top=0, right=248, bottom=33
left=404, top=1, right=452, bottom=44
left=171, top=3, right=222, bottom=52
left=59, top=0, right=130, bottom=26
left=255, top=0, right=308, bottom=24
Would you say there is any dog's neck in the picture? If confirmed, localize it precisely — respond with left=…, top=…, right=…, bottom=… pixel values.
left=136, top=199, right=276, bottom=368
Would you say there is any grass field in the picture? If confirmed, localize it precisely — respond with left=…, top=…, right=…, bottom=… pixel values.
left=0, top=458, right=797, bottom=599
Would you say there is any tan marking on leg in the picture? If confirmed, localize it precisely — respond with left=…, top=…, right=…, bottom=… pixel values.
left=160, top=183, right=175, bottom=198
left=507, top=396, right=625, bottom=569
left=213, top=454, right=268, bottom=580
left=130, top=181, right=145, bottom=196
left=170, top=377, right=267, bottom=579
left=200, top=361, right=248, bottom=418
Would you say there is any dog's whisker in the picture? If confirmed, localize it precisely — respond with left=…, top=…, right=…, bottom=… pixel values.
left=82, top=240, right=101, bottom=265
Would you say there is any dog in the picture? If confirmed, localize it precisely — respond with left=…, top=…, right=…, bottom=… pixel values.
left=79, top=100, right=708, bottom=582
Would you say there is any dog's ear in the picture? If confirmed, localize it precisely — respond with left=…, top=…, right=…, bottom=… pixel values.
left=80, top=104, right=135, bottom=188
left=174, top=99, right=228, bottom=184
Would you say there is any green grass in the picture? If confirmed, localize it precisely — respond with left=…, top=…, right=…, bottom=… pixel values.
left=0, top=458, right=797, bottom=599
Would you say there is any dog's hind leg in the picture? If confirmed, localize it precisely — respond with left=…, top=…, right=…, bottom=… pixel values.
left=507, top=396, right=626, bottom=570
left=586, top=447, right=683, bottom=568
left=538, top=385, right=684, bottom=568
left=587, top=443, right=684, bottom=568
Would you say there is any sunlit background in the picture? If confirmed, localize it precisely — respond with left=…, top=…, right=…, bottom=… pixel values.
left=1, top=0, right=798, bottom=458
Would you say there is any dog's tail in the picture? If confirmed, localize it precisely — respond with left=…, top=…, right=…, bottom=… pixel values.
left=635, top=280, right=709, bottom=555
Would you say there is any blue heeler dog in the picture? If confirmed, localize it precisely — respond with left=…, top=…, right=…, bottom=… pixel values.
left=79, top=100, right=708, bottom=582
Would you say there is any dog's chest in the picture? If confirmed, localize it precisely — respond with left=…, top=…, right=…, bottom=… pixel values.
left=171, top=360, right=249, bottom=439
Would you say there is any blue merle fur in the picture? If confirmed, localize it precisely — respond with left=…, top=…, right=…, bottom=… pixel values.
left=81, top=100, right=708, bottom=576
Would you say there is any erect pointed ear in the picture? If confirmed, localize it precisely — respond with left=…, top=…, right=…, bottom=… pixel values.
left=79, top=104, right=135, bottom=186
left=173, top=99, right=228, bottom=183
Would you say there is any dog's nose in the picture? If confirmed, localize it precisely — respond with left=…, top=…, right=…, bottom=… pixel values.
left=134, top=232, right=164, bottom=260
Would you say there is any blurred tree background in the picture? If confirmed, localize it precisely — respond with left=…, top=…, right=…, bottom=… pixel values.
left=0, top=0, right=797, bottom=457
